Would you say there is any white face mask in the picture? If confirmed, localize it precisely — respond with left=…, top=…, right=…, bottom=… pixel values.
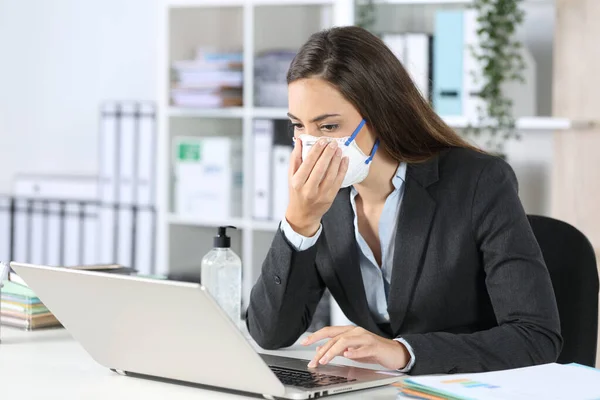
left=298, top=119, right=379, bottom=188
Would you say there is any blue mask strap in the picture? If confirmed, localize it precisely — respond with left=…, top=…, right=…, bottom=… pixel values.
left=344, top=119, right=367, bottom=146
left=365, top=139, right=380, bottom=165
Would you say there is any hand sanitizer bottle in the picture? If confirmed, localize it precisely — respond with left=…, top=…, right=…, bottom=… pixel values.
left=201, top=226, right=242, bottom=328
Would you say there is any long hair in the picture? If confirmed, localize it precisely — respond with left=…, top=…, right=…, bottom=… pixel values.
left=287, top=26, right=479, bottom=163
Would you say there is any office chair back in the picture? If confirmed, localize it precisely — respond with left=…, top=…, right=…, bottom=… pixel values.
left=528, top=215, right=599, bottom=366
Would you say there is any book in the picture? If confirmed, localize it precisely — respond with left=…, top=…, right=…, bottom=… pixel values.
left=1, top=313, right=60, bottom=330
left=1, top=280, right=62, bottom=330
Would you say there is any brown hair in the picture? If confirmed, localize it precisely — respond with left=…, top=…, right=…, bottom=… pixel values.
left=287, top=26, right=478, bottom=163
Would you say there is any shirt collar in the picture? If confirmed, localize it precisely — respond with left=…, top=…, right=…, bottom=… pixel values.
left=351, top=162, right=407, bottom=198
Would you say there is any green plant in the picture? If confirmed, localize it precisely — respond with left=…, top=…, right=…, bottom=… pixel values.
left=465, top=0, right=526, bottom=154
left=356, top=0, right=376, bottom=33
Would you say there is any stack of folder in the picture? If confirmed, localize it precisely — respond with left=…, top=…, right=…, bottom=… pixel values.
left=395, top=363, right=600, bottom=400
left=171, top=50, right=244, bottom=108
left=0, top=280, right=61, bottom=330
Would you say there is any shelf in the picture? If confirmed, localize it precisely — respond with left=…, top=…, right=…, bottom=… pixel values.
left=168, top=108, right=591, bottom=131
left=168, top=107, right=245, bottom=118
left=168, top=0, right=334, bottom=6
left=168, top=214, right=282, bottom=232
left=442, top=116, right=592, bottom=131
left=251, top=107, right=289, bottom=119
left=168, top=0, right=244, bottom=7
left=168, top=107, right=290, bottom=120
left=168, top=214, right=247, bottom=229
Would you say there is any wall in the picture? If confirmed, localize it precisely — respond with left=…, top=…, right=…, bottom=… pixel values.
left=0, top=0, right=159, bottom=193
left=552, top=0, right=600, bottom=367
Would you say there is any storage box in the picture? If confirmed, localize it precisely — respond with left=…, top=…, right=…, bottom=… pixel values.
left=173, top=136, right=242, bottom=219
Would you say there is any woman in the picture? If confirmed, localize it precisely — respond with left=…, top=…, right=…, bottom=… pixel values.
left=246, top=26, right=561, bottom=375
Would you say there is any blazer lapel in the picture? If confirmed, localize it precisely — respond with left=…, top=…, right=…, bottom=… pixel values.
left=388, top=155, right=440, bottom=335
left=321, top=189, right=381, bottom=334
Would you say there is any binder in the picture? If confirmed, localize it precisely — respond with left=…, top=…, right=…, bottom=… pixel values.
left=271, top=119, right=293, bottom=221
left=382, top=34, right=406, bottom=64
left=98, top=103, right=119, bottom=265
left=133, top=103, right=157, bottom=275
left=272, top=146, right=291, bottom=221
left=433, top=10, right=464, bottom=116
left=98, top=102, right=158, bottom=272
left=134, top=207, right=155, bottom=275
left=135, top=103, right=156, bottom=206
left=253, top=120, right=274, bottom=220
left=113, top=104, right=137, bottom=268
left=99, top=103, right=119, bottom=204
left=118, top=103, right=137, bottom=206
left=405, top=33, right=431, bottom=101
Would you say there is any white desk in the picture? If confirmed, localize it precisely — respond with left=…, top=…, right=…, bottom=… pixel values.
left=0, top=327, right=401, bottom=400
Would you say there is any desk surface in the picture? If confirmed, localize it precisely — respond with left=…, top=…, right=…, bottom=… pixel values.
left=0, top=327, right=401, bottom=400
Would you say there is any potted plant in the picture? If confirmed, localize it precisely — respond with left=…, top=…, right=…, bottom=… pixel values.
left=465, top=0, right=526, bottom=156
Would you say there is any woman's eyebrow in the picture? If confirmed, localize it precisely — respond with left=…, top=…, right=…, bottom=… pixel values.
left=287, top=112, right=341, bottom=123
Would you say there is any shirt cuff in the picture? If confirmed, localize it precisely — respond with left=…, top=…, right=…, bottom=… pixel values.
left=280, top=218, right=322, bottom=251
left=393, top=338, right=416, bottom=373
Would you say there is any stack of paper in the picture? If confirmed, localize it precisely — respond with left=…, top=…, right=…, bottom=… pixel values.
left=171, top=50, right=243, bottom=108
left=0, top=280, right=61, bottom=330
left=397, top=363, right=600, bottom=400
left=254, top=50, right=296, bottom=107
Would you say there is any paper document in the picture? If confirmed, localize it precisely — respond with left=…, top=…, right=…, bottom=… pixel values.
left=402, top=363, right=600, bottom=400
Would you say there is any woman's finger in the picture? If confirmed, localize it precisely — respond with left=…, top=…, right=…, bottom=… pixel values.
left=305, top=140, right=338, bottom=188
left=302, top=325, right=354, bottom=346
left=318, top=335, right=370, bottom=365
left=319, top=146, right=343, bottom=190
left=308, top=336, right=340, bottom=368
left=327, top=156, right=349, bottom=198
left=288, top=137, right=303, bottom=179
left=292, top=138, right=329, bottom=186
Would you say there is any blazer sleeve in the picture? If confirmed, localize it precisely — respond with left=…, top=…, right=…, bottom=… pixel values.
left=246, top=228, right=326, bottom=350
left=400, top=158, right=563, bottom=375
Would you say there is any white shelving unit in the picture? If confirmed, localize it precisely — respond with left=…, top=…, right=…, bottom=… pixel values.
left=157, top=0, right=354, bottom=308
left=157, top=0, right=581, bottom=309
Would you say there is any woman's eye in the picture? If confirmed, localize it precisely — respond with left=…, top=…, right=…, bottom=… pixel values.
left=291, top=123, right=304, bottom=131
left=320, top=124, right=339, bottom=132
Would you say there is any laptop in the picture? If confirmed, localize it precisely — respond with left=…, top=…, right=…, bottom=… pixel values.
left=10, top=262, right=402, bottom=399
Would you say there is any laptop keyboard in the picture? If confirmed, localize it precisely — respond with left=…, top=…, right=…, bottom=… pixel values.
left=269, top=366, right=356, bottom=389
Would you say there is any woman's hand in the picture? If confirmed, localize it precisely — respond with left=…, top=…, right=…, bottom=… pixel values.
left=285, top=139, right=349, bottom=237
left=301, top=326, right=410, bottom=370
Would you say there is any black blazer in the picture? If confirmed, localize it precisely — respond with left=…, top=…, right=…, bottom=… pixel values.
left=247, top=148, right=562, bottom=375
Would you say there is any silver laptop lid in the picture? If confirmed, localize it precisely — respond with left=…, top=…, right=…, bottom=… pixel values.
left=10, top=262, right=286, bottom=397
